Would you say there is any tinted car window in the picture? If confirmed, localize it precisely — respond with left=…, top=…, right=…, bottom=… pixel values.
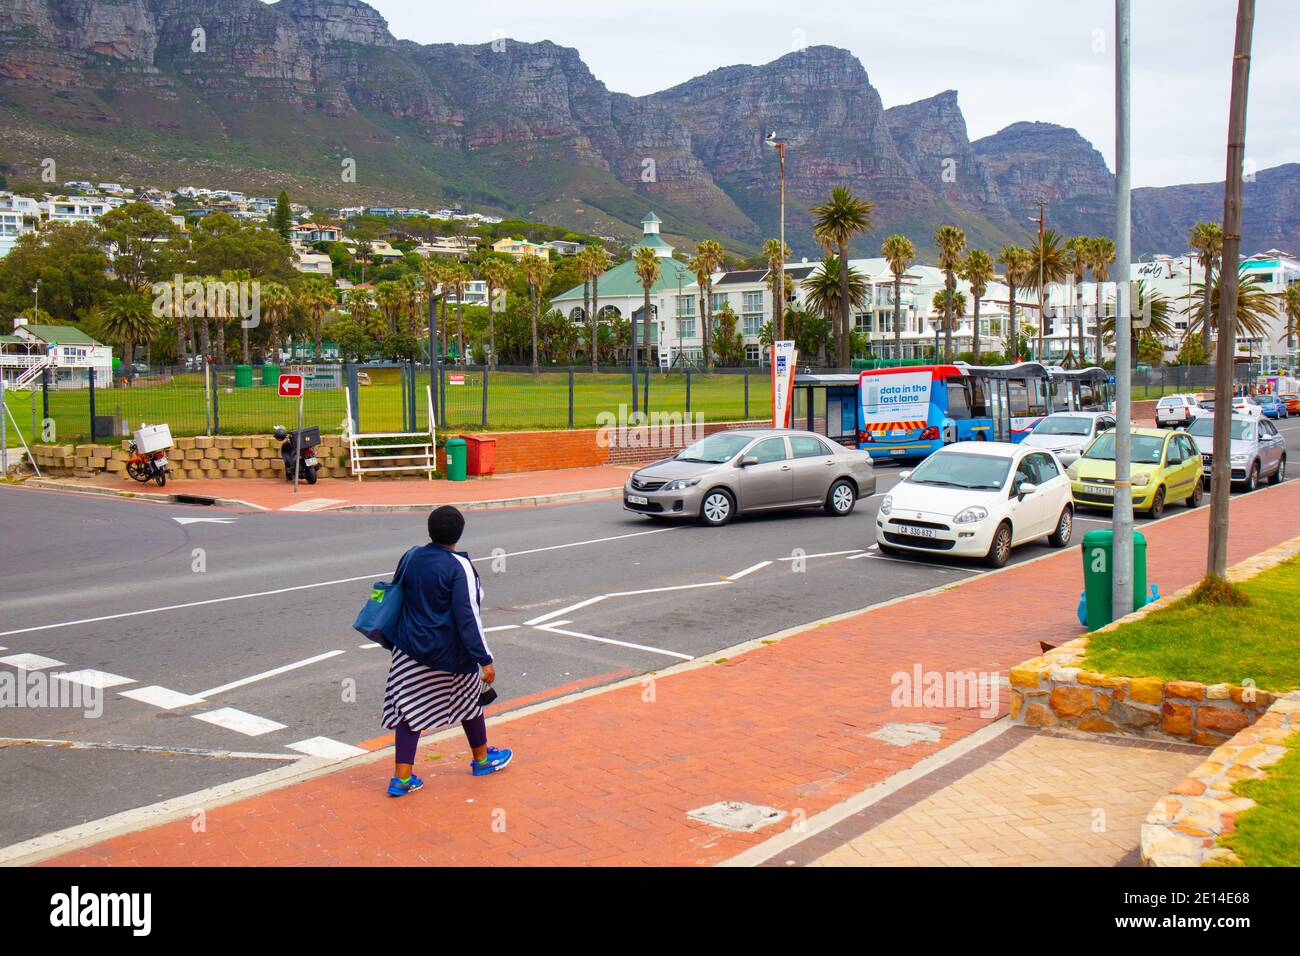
left=749, top=437, right=789, bottom=464
left=790, top=436, right=832, bottom=458
left=1030, top=453, right=1059, bottom=483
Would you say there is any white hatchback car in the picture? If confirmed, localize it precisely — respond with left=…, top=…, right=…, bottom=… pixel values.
left=875, top=441, right=1075, bottom=568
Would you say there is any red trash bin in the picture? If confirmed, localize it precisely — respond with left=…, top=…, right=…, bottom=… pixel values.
left=460, top=434, right=497, bottom=476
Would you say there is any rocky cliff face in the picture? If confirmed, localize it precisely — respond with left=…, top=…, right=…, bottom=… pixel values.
left=1, top=0, right=1295, bottom=257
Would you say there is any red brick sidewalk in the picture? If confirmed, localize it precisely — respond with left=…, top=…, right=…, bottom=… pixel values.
left=41, top=482, right=1300, bottom=866
left=30, top=465, right=632, bottom=513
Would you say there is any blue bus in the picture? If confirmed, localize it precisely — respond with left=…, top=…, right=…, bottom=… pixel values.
left=857, top=364, right=993, bottom=461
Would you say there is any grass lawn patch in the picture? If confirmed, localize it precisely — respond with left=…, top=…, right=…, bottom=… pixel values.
left=1082, top=557, right=1300, bottom=692
left=1220, top=733, right=1300, bottom=866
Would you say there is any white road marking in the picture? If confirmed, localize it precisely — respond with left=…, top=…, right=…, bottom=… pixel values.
left=53, top=669, right=134, bottom=689
left=534, top=624, right=693, bottom=661
left=278, top=498, right=345, bottom=513
left=0, top=736, right=298, bottom=761
left=853, top=555, right=979, bottom=574
left=525, top=580, right=731, bottom=627
left=118, top=685, right=207, bottom=710
left=484, top=624, right=520, bottom=632
left=776, top=550, right=863, bottom=561
left=286, top=736, right=367, bottom=760
left=195, top=650, right=345, bottom=698
left=1, top=527, right=684, bottom=638
left=172, top=516, right=239, bottom=525
left=727, top=561, right=772, bottom=580
left=358, top=642, right=383, bottom=649
left=0, top=653, right=65, bottom=670
left=193, top=707, right=287, bottom=737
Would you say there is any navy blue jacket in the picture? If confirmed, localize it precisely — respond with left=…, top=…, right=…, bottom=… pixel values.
left=390, top=544, right=493, bottom=675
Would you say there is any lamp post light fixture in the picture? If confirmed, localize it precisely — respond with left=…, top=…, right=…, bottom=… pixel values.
left=765, top=131, right=788, bottom=340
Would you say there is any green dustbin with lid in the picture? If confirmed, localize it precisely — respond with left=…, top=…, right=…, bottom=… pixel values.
left=262, top=363, right=280, bottom=386
left=234, top=364, right=253, bottom=388
left=1081, top=529, right=1148, bottom=631
left=444, top=437, right=467, bottom=482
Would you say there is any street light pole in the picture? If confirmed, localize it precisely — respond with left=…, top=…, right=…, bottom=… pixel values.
left=1032, top=202, right=1046, bottom=361
left=1112, top=0, right=1136, bottom=617
left=766, top=132, right=788, bottom=340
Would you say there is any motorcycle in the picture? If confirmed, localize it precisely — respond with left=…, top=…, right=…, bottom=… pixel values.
left=273, top=425, right=319, bottom=485
left=125, top=439, right=168, bottom=487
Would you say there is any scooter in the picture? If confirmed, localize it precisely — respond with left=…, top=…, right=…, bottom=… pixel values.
left=125, top=439, right=168, bottom=487
left=273, top=425, right=319, bottom=485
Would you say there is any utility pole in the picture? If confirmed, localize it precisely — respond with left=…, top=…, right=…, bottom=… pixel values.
left=1032, top=200, right=1046, bottom=361
left=1112, top=0, right=1136, bottom=617
left=766, top=132, right=788, bottom=339
left=1208, top=0, right=1256, bottom=579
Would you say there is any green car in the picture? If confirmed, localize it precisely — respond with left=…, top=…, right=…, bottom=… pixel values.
left=1066, top=427, right=1203, bottom=517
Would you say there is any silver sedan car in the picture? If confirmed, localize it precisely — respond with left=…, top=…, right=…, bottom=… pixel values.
left=1020, top=411, right=1117, bottom=467
left=624, top=429, right=876, bottom=526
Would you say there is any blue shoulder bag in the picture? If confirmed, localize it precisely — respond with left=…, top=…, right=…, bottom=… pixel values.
left=353, top=547, right=418, bottom=649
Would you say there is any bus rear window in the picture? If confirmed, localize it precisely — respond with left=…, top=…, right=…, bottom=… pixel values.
left=946, top=381, right=972, bottom=420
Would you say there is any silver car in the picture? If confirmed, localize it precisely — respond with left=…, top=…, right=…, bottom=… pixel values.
left=1021, top=411, right=1116, bottom=467
left=624, top=429, right=876, bottom=526
left=1185, top=413, right=1287, bottom=490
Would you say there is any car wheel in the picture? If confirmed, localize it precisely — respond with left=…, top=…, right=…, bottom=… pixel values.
left=1245, top=462, right=1259, bottom=492
left=698, top=488, right=735, bottom=527
left=1047, top=506, right=1073, bottom=548
left=1268, top=456, right=1286, bottom=486
left=1185, top=479, right=1203, bottom=507
left=1148, top=486, right=1166, bottom=518
left=824, top=479, right=856, bottom=516
left=984, top=522, right=1012, bottom=569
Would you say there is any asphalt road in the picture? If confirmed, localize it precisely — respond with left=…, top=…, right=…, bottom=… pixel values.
left=3, top=417, right=1298, bottom=848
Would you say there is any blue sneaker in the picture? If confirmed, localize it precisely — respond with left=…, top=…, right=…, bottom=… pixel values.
left=387, top=774, right=424, bottom=797
left=471, top=746, right=513, bottom=776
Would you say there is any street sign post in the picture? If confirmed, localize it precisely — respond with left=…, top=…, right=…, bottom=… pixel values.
left=279, top=374, right=305, bottom=495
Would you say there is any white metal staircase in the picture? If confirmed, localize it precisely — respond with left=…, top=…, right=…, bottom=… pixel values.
left=345, top=386, right=438, bottom=481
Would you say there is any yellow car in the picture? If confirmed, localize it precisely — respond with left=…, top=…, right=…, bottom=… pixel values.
left=1066, top=427, right=1203, bottom=517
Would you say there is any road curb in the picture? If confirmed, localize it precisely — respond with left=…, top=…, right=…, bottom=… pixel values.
left=19, top=477, right=622, bottom=514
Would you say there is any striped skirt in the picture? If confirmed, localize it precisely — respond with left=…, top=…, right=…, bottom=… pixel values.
left=381, top=648, right=484, bottom=732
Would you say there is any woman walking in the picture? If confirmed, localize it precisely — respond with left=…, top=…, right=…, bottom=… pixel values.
left=382, top=505, right=512, bottom=796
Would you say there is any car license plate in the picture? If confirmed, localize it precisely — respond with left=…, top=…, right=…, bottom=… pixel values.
left=1083, top=484, right=1113, bottom=496
left=890, top=448, right=907, bottom=455
left=627, top=494, right=648, bottom=505
left=304, top=457, right=318, bottom=467
left=895, top=524, right=937, bottom=538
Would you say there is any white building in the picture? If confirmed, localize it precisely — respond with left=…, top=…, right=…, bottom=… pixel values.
left=293, top=251, right=333, bottom=276
left=42, top=195, right=111, bottom=224
left=0, top=193, right=43, bottom=258
left=0, top=318, right=113, bottom=389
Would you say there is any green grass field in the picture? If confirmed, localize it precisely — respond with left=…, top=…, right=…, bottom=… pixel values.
left=1222, top=733, right=1300, bottom=866
left=6, top=368, right=770, bottom=444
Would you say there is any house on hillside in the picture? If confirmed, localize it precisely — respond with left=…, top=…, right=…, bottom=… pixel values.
left=0, top=319, right=113, bottom=388
left=491, top=237, right=550, bottom=260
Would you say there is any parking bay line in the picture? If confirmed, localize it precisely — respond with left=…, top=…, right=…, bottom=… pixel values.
left=195, top=650, right=345, bottom=698
left=524, top=580, right=732, bottom=627
left=534, top=624, right=693, bottom=662
left=727, top=561, right=772, bottom=580
left=0, top=526, right=684, bottom=639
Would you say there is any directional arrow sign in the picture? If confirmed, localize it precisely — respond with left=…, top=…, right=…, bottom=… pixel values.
left=172, top=517, right=238, bottom=525
left=278, top=373, right=304, bottom=398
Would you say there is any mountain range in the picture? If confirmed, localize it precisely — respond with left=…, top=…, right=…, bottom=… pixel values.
left=1, top=0, right=1296, bottom=258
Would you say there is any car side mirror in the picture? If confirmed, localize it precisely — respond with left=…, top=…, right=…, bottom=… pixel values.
left=898, top=470, right=912, bottom=481
left=1016, top=482, right=1038, bottom=498
left=740, top=455, right=759, bottom=467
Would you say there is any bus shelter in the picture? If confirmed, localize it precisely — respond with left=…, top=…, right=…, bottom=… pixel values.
left=791, top=372, right=860, bottom=446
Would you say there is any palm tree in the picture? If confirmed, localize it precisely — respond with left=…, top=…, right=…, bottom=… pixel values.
left=298, top=278, right=333, bottom=360
left=931, top=289, right=968, bottom=338
left=1087, top=236, right=1116, bottom=363
left=960, top=248, right=994, bottom=363
left=1102, top=280, right=1176, bottom=356
left=1282, top=283, right=1300, bottom=354
left=881, top=234, right=915, bottom=361
left=450, top=264, right=471, bottom=362
left=804, top=254, right=867, bottom=361
left=689, top=239, right=723, bottom=369
left=810, top=186, right=875, bottom=366
left=479, top=258, right=511, bottom=369
left=1189, top=221, right=1224, bottom=356
left=576, top=248, right=599, bottom=369
left=260, top=281, right=292, bottom=363
left=1065, top=235, right=1091, bottom=365
left=762, top=238, right=791, bottom=336
left=997, top=245, right=1033, bottom=361
left=1023, top=229, right=1070, bottom=359
left=632, top=247, right=661, bottom=374
left=586, top=246, right=609, bottom=366
left=934, top=225, right=966, bottom=361
left=97, top=292, right=157, bottom=369
left=1185, top=272, right=1278, bottom=343
left=419, top=258, right=446, bottom=365
left=519, top=254, right=551, bottom=371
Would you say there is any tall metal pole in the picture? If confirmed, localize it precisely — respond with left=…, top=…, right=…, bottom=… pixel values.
left=1033, top=201, right=1046, bottom=360
left=1112, top=0, right=1136, bottom=617
left=778, top=143, right=786, bottom=340
left=1208, top=0, right=1256, bottom=579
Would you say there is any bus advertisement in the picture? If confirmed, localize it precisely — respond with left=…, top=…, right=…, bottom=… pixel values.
left=857, top=365, right=992, bottom=461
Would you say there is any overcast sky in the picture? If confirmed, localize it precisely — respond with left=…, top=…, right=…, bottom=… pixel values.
left=363, top=0, right=1297, bottom=189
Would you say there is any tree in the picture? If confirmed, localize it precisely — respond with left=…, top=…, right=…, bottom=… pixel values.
left=1189, top=220, right=1224, bottom=356
left=881, top=234, right=915, bottom=361
left=934, top=225, right=966, bottom=361
left=189, top=213, right=294, bottom=279
left=96, top=292, right=158, bottom=369
left=1087, top=236, right=1117, bottom=363
left=1185, top=272, right=1278, bottom=342
left=810, top=186, right=875, bottom=366
left=998, top=245, right=1033, bottom=362
left=575, top=248, right=598, bottom=369
left=519, top=254, right=552, bottom=370
left=273, top=191, right=292, bottom=240
left=1022, top=229, right=1070, bottom=358
left=1065, top=235, right=1091, bottom=365
left=960, top=248, right=994, bottom=363
left=1282, top=283, right=1300, bottom=354
left=931, top=288, right=968, bottom=341
left=0, top=223, right=110, bottom=323
left=260, top=281, right=292, bottom=363
left=297, top=278, right=334, bottom=360
left=804, top=254, right=867, bottom=359
left=329, top=318, right=375, bottom=363
left=98, top=202, right=177, bottom=292
left=710, top=304, right=745, bottom=367
left=762, top=238, right=791, bottom=336
left=632, top=247, right=661, bottom=380
left=1102, top=280, right=1175, bottom=356
left=449, top=263, right=471, bottom=362
left=479, top=258, right=512, bottom=369
left=689, top=239, right=724, bottom=370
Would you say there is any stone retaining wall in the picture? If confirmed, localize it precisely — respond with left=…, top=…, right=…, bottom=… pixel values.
left=30, top=435, right=352, bottom=480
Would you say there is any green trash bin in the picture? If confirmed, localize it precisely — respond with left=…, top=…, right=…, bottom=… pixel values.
left=234, top=364, right=253, bottom=388
left=444, top=437, right=467, bottom=482
left=1081, top=529, right=1148, bottom=631
left=262, top=363, right=280, bottom=387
